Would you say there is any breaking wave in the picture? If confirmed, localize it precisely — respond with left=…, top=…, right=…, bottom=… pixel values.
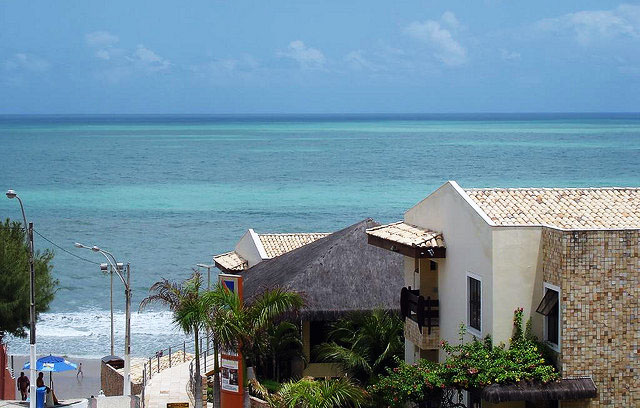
left=6, top=309, right=190, bottom=359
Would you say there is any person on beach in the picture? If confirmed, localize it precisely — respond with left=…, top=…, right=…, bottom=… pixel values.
left=37, top=372, right=59, bottom=405
left=76, top=362, right=83, bottom=380
left=36, top=372, right=45, bottom=388
left=17, top=372, right=29, bottom=401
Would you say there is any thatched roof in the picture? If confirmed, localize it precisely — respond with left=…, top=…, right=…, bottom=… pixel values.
left=481, top=378, right=597, bottom=403
left=242, top=218, right=404, bottom=321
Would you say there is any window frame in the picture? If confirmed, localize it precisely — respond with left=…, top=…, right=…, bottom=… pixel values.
left=542, top=282, right=561, bottom=352
left=466, top=272, right=482, bottom=337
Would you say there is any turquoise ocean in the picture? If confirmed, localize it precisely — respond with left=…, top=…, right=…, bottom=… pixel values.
left=1, top=113, right=639, bottom=357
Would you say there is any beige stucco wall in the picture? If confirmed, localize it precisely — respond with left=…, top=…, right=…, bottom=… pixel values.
left=490, top=227, right=544, bottom=344
left=404, top=182, right=493, bottom=360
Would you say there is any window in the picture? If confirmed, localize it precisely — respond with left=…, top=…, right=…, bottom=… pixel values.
left=467, top=274, right=481, bottom=334
left=536, top=283, right=560, bottom=349
left=309, top=321, right=331, bottom=362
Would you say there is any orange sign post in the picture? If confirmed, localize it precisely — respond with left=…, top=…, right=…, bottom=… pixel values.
left=218, top=273, right=244, bottom=408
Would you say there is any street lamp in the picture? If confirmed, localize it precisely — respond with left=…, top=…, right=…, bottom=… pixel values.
left=6, top=190, right=36, bottom=408
left=75, top=242, right=131, bottom=396
left=196, top=263, right=215, bottom=291
left=98, top=262, right=123, bottom=357
left=196, top=263, right=215, bottom=352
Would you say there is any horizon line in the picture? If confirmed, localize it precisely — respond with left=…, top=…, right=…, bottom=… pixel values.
left=1, top=111, right=639, bottom=117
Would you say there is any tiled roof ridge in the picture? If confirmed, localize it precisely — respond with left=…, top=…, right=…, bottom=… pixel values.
left=257, top=232, right=332, bottom=259
left=257, top=232, right=330, bottom=236
left=465, top=187, right=640, bottom=191
left=461, top=185, right=640, bottom=229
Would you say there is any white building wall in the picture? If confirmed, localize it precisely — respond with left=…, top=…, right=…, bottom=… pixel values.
left=234, top=229, right=265, bottom=267
left=404, top=182, right=493, bottom=359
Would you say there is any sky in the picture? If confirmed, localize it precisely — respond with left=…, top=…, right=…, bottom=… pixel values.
left=1, top=1, right=640, bottom=114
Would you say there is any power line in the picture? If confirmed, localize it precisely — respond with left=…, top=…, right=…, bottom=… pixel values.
left=33, top=229, right=101, bottom=265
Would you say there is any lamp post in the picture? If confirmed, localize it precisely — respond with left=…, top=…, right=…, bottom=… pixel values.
left=196, top=263, right=215, bottom=291
left=196, top=263, right=214, bottom=351
left=6, top=190, right=36, bottom=408
left=100, top=262, right=123, bottom=357
left=75, top=243, right=131, bottom=396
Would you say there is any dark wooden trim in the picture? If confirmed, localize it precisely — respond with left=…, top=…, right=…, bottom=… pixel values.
left=401, top=286, right=439, bottom=334
left=367, top=235, right=446, bottom=258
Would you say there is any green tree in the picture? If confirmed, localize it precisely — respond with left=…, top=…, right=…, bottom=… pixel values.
left=140, top=272, right=209, bottom=408
left=251, top=377, right=368, bottom=408
left=205, top=284, right=304, bottom=408
left=0, top=219, right=58, bottom=341
left=315, top=309, right=404, bottom=385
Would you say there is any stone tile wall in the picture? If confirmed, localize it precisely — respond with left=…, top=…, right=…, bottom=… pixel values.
left=405, top=318, right=440, bottom=350
left=541, top=228, right=640, bottom=407
left=101, top=362, right=143, bottom=397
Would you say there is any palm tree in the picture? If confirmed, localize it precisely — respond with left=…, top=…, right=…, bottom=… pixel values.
left=315, top=309, right=404, bottom=385
left=204, top=284, right=304, bottom=408
left=253, top=321, right=305, bottom=382
left=251, top=377, right=367, bottom=408
left=140, top=272, right=209, bottom=408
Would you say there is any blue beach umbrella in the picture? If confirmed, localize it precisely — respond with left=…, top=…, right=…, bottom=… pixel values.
left=24, top=355, right=78, bottom=388
left=24, top=355, right=78, bottom=372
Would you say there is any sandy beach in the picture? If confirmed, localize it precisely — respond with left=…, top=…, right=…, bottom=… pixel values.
left=9, top=356, right=101, bottom=400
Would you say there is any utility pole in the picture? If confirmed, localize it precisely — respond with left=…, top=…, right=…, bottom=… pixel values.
left=28, top=222, right=36, bottom=408
left=6, top=190, right=37, bottom=408
left=124, top=263, right=131, bottom=396
left=110, top=265, right=114, bottom=356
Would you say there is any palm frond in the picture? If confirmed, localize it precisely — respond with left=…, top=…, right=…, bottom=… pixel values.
left=139, top=278, right=183, bottom=311
left=315, top=342, right=372, bottom=379
left=276, top=377, right=366, bottom=408
left=250, top=288, right=304, bottom=330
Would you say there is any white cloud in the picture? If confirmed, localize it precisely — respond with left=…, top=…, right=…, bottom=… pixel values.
left=84, top=31, right=171, bottom=81
left=85, top=31, right=119, bottom=47
left=130, top=45, right=171, bottom=72
left=190, top=55, right=260, bottom=84
left=404, top=12, right=467, bottom=66
left=3, top=53, right=50, bottom=72
left=441, top=11, right=461, bottom=30
left=95, top=49, right=111, bottom=60
left=278, top=40, right=326, bottom=69
left=500, top=49, right=521, bottom=61
left=344, top=50, right=382, bottom=72
left=537, top=4, right=640, bottom=45
left=85, top=31, right=121, bottom=61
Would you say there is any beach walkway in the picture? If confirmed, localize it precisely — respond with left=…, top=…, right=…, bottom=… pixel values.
left=144, top=361, right=193, bottom=408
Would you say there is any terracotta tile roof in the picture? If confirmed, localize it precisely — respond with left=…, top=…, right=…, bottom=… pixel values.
left=258, top=233, right=330, bottom=258
left=464, top=187, right=640, bottom=229
left=213, top=251, right=248, bottom=271
left=366, top=222, right=445, bottom=248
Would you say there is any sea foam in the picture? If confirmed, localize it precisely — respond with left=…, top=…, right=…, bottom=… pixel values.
left=6, top=310, right=190, bottom=358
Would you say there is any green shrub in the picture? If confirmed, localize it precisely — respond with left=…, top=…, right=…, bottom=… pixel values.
left=260, top=378, right=282, bottom=394
left=371, top=308, right=559, bottom=407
